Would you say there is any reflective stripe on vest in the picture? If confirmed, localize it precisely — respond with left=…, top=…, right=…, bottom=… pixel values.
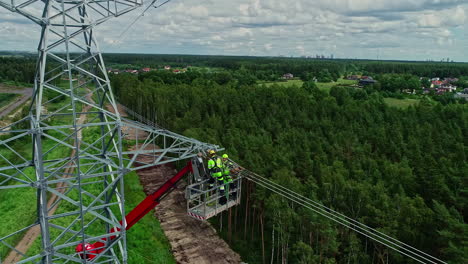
left=222, top=160, right=233, bottom=175
left=208, top=157, right=223, bottom=177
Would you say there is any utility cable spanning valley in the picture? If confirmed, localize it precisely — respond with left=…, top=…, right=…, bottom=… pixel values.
left=122, top=102, right=447, bottom=264
left=237, top=169, right=447, bottom=264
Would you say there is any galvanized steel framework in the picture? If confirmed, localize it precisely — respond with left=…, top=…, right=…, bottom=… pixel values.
left=0, top=1, right=220, bottom=263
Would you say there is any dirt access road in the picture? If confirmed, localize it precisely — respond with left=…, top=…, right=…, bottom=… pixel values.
left=131, top=147, right=242, bottom=264
left=0, top=84, right=33, bottom=119
left=6, top=102, right=242, bottom=263
left=4, top=90, right=94, bottom=264
left=113, top=103, right=241, bottom=263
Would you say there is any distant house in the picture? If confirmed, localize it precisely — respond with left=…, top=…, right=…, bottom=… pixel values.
left=431, top=77, right=440, bottom=81
left=454, top=93, right=468, bottom=101
left=346, top=75, right=360, bottom=80
left=438, top=83, right=457, bottom=93
left=282, top=73, right=294, bottom=79
left=164, top=65, right=171, bottom=70
left=108, top=68, right=120, bottom=75
left=173, top=69, right=180, bottom=74
left=444, top=77, right=459, bottom=83
left=359, top=76, right=376, bottom=86
left=431, top=80, right=443, bottom=88
left=125, top=69, right=138, bottom=74
left=141, top=67, right=151, bottom=73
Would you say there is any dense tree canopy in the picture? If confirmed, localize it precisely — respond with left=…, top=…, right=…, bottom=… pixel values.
left=112, top=70, right=467, bottom=264
left=1, top=53, right=466, bottom=263
left=0, top=57, right=35, bottom=84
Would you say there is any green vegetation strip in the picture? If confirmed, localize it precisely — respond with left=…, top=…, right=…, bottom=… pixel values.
left=0, top=93, right=20, bottom=109
left=125, top=170, right=175, bottom=264
left=384, top=98, right=420, bottom=109
left=259, top=78, right=357, bottom=93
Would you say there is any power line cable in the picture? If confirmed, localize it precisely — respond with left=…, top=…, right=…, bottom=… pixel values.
left=236, top=167, right=446, bottom=264
left=118, top=101, right=445, bottom=263
left=111, top=0, right=173, bottom=47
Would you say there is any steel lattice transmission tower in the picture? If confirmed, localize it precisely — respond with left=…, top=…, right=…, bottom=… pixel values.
left=0, top=1, right=220, bottom=263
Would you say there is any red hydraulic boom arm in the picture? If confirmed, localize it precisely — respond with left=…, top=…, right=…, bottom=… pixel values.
left=124, top=162, right=193, bottom=230
left=76, top=162, right=194, bottom=259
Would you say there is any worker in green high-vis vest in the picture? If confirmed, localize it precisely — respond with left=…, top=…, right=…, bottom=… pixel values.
left=207, top=150, right=225, bottom=195
left=222, top=154, right=233, bottom=184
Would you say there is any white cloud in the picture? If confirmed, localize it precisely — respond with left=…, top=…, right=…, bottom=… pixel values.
left=0, top=0, right=467, bottom=61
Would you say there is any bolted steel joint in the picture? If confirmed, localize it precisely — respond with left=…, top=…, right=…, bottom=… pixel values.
left=32, top=127, right=43, bottom=136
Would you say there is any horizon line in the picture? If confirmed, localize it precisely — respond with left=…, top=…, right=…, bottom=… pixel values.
left=1, top=50, right=467, bottom=64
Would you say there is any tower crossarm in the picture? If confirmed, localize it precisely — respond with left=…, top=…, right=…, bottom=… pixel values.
left=0, top=0, right=143, bottom=25
left=115, top=118, right=223, bottom=171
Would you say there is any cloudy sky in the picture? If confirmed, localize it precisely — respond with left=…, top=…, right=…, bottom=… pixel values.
left=1, top=0, right=467, bottom=61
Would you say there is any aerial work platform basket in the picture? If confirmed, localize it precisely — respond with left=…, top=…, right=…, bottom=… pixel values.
left=186, top=158, right=242, bottom=220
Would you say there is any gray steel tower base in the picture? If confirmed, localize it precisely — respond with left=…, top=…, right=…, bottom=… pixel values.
left=0, top=1, right=220, bottom=263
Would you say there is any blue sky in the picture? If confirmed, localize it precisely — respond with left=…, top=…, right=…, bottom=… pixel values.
left=1, top=0, right=467, bottom=61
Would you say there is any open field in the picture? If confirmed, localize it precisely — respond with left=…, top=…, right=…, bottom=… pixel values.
left=259, top=79, right=304, bottom=88
left=259, top=78, right=357, bottom=92
left=315, top=78, right=357, bottom=92
left=384, top=98, right=420, bottom=109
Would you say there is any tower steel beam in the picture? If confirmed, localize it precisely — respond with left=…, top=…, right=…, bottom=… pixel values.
left=0, top=1, right=221, bottom=263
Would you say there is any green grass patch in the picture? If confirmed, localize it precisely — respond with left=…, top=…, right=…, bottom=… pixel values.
left=0, top=80, right=31, bottom=87
left=125, top=170, right=176, bottom=264
left=259, top=78, right=357, bottom=93
left=0, top=93, right=20, bottom=109
left=384, top=98, right=420, bottom=109
left=259, top=79, right=304, bottom=88
left=316, top=78, right=357, bottom=93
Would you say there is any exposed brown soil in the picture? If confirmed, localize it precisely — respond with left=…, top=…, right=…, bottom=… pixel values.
left=132, top=144, right=242, bottom=264
left=105, top=103, right=128, bottom=118
left=4, top=90, right=94, bottom=264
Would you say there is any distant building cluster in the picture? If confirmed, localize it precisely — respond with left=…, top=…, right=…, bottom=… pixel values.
left=107, top=66, right=189, bottom=75
left=425, top=77, right=458, bottom=94
left=346, top=75, right=376, bottom=86
left=454, top=88, right=468, bottom=100
left=282, top=73, right=294, bottom=80
left=298, top=54, right=335, bottom=59
left=358, top=76, right=376, bottom=86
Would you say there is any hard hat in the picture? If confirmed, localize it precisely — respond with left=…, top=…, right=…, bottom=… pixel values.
left=208, top=150, right=216, bottom=155
left=222, top=154, right=228, bottom=159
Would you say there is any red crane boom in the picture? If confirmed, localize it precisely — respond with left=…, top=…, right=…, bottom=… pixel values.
left=76, top=162, right=193, bottom=260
